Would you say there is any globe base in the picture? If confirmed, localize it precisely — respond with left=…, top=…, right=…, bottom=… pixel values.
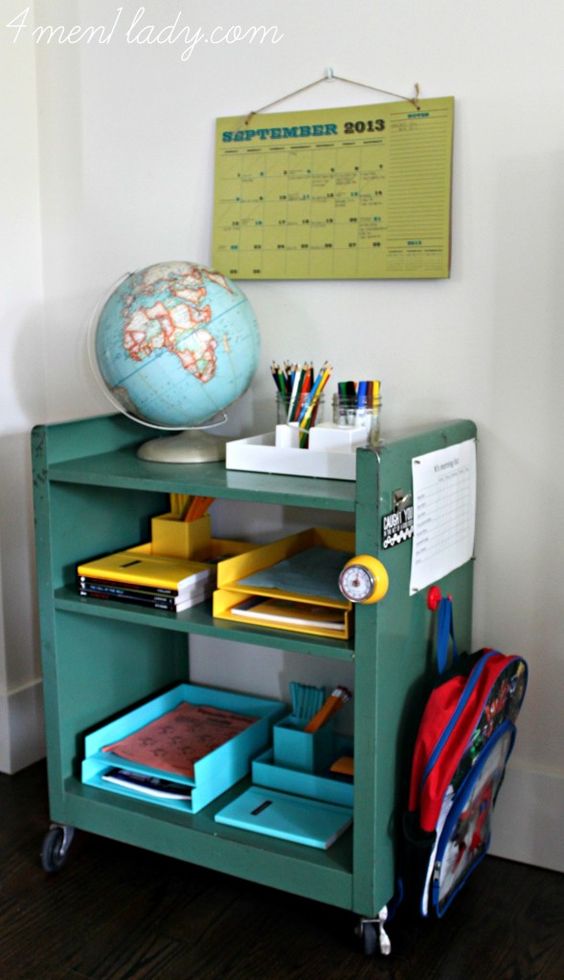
left=136, top=430, right=227, bottom=464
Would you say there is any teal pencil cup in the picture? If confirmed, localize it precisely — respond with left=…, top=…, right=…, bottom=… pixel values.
left=273, top=714, right=335, bottom=773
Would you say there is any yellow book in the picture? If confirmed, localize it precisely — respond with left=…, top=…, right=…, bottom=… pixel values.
left=77, top=548, right=213, bottom=591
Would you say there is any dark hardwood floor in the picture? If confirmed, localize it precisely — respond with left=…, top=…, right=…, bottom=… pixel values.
left=1, top=762, right=563, bottom=979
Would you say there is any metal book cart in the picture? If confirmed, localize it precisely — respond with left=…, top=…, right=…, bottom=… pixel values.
left=32, top=414, right=475, bottom=956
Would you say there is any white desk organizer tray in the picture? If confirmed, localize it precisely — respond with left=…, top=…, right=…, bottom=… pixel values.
left=226, top=423, right=369, bottom=481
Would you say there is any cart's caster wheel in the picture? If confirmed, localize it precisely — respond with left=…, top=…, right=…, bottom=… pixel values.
left=41, top=824, right=75, bottom=873
left=356, top=907, right=392, bottom=957
left=361, top=921, right=378, bottom=956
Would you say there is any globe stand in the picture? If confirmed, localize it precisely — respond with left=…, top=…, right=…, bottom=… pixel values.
left=137, top=429, right=227, bottom=464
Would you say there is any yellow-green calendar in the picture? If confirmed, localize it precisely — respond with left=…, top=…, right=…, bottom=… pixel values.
left=212, top=97, right=454, bottom=280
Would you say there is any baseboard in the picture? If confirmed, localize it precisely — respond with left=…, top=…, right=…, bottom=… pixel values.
left=0, top=678, right=45, bottom=774
left=490, top=759, right=564, bottom=873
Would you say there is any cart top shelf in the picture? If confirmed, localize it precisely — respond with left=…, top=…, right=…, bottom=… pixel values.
left=47, top=449, right=357, bottom=510
left=33, top=413, right=475, bottom=511
left=33, top=413, right=357, bottom=510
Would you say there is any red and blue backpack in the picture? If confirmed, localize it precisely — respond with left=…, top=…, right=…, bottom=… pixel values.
left=403, top=597, right=528, bottom=917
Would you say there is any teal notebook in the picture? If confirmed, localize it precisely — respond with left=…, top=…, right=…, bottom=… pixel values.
left=214, top=786, right=353, bottom=849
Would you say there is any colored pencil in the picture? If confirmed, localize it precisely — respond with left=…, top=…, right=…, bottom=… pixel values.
left=182, top=496, right=215, bottom=522
left=304, top=685, right=352, bottom=732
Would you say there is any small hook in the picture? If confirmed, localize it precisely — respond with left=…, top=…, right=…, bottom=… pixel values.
left=427, top=585, right=453, bottom=610
left=324, top=67, right=335, bottom=80
left=427, top=586, right=442, bottom=611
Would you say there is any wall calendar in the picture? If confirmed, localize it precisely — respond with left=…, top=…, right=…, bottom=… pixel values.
left=212, top=97, right=454, bottom=280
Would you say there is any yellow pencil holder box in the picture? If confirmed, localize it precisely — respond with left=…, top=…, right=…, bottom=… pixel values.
left=151, top=513, right=211, bottom=559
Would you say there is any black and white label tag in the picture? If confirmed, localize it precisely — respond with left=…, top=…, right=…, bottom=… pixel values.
left=382, top=506, right=414, bottom=549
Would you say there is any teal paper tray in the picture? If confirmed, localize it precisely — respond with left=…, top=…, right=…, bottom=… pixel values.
left=252, top=741, right=354, bottom=808
left=81, top=682, right=286, bottom=814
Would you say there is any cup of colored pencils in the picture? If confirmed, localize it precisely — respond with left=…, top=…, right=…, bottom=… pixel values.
left=169, top=494, right=215, bottom=523
left=271, top=361, right=329, bottom=447
left=181, top=496, right=215, bottom=522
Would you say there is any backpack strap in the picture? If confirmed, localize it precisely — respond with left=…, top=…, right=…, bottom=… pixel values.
left=436, top=596, right=458, bottom=675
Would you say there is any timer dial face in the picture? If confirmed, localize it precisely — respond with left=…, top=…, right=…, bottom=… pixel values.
left=339, top=564, right=375, bottom=603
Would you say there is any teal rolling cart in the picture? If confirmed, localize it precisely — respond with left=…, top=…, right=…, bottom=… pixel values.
left=32, top=414, right=475, bottom=955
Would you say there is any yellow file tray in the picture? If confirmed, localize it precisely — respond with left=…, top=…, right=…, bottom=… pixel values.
left=213, top=527, right=354, bottom=639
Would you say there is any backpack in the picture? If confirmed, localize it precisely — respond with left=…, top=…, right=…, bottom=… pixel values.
left=403, top=597, right=528, bottom=918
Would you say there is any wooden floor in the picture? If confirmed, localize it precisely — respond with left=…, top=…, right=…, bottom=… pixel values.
left=1, top=763, right=563, bottom=979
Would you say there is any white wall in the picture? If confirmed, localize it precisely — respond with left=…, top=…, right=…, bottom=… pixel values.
left=1, top=0, right=562, bottom=868
left=0, top=2, right=47, bottom=771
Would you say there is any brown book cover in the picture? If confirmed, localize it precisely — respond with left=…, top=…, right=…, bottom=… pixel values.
left=103, top=702, right=256, bottom=778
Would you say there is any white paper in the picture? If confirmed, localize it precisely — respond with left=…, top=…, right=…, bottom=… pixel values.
left=409, top=439, right=476, bottom=594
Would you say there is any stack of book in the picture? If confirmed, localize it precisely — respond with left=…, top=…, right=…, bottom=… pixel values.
left=77, top=548, right=215, bottom=612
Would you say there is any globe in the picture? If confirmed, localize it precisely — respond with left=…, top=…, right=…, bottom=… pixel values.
left=93, top=261, right=260, bottom=462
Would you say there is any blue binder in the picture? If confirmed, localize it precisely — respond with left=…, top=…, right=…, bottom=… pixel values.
left=214, top=786, right=353, bottom=849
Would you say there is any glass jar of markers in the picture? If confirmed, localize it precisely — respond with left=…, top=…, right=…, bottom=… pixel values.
left=332, top=393, right=382, bottom=448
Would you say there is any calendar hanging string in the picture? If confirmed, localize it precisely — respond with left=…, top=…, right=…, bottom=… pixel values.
left=243, top=70, right=421, bottom=127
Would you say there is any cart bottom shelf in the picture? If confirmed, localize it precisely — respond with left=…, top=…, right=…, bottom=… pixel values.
left=56, top=777, right=354, bottom=911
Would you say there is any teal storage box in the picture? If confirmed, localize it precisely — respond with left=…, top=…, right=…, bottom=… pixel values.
left=214, top=786, right=353, bottom=850
left=81, top=682, right=286, bottom=814
left=252, top=745, right=353, bottom=807
left=273, top=713, right=336, bottom=773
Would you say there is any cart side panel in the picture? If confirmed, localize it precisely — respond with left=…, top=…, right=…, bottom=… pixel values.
left=352, top=421, right=475, bottom=916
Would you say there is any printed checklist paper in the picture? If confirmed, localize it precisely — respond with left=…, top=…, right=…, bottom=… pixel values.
left=410, top=439, right=476, bottom=594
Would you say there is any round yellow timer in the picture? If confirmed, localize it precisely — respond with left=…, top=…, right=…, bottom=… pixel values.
left=338, top=555, right=389, bottom=605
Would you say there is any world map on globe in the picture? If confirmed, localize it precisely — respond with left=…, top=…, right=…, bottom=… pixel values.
left=94, top=262, right=260, bottom=428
